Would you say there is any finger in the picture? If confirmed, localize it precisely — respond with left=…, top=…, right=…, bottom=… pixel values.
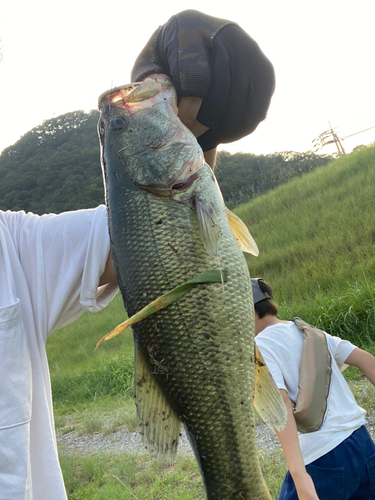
left=177, top=97, right=209, bottom=137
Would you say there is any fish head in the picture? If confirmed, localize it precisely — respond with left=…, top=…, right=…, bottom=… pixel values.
left=98, top=78, right=204, bottom=196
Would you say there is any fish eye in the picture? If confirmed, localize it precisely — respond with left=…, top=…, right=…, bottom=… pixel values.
left=109, top=117, right=128, bottom=132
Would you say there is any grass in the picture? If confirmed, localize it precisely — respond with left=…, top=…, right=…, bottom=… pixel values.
left=278, top=276, right=375, bottom=348
left=58, top=450, right=288, bottom=500
left=59, top=453, right=205, bottom=500
left=236, top=145, right=375, bottom=311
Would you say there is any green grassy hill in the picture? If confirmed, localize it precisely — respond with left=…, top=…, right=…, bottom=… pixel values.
left=236, top=144, right=375, bottom=344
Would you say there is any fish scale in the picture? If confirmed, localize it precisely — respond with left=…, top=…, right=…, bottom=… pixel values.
left=98, top=78, right=277, bottom=499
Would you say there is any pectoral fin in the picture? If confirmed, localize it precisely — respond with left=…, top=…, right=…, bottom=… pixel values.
left=253, top=345, right=287, bottom=431
left=135, top=344, right=182, bottom=462
left=226, top=208, right=259, bottom=257
left=195, top=198, right=222, bottom=257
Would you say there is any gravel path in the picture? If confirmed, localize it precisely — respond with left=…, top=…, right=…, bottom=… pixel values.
left=57, top=423, right=280, bottom=456
left=57, top=416, right=374, bottom=457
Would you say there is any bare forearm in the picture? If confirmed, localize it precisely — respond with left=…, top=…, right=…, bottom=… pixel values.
left=275, top=390, right=319, bottom=500
left=345, top=348, right=375, bottom=386
left=276, top=391, right=306, bottom=476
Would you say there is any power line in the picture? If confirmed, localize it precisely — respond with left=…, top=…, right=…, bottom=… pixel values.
left=331, top=109, right=375, bottom=133
left=341, top=125, right=375, bottom=140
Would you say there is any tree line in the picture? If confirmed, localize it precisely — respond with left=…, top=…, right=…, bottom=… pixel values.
left=0, top=110, right=334, bottom=214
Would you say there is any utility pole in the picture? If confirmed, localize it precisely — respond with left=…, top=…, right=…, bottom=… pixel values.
left=312, top=123, right=346, bottom=156
left=328, top=122, right=346, bottom=156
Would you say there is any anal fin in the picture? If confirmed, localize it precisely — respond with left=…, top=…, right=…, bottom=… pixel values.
left=135, top=344, right=182, bottom=463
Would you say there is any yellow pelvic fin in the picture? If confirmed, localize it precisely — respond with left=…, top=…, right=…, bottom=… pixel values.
left=135, top=344, right=182, bottom=463
left=253, top=345, right=287, bottom=431
left=226, top=208, right=259, bottom=257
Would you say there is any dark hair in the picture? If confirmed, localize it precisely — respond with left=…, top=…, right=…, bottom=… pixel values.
left=254, top=279, right=279, bottom=318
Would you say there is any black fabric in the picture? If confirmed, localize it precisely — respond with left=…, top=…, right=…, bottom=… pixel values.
left=131, top=10, right=275, bottom=152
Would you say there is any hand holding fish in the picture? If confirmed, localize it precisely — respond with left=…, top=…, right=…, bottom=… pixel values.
left=131, top=9, right=275, bottom=154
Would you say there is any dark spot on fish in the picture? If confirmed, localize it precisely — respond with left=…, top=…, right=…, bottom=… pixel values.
left=136, top=376, right=146, bottom=387
left=240, top=401, right=244, bottom=405
left=155, top=219, right=163, bottom=225
left=148, top=345, right=169, bottom=378
left=168, top=242, right=178, bottom=254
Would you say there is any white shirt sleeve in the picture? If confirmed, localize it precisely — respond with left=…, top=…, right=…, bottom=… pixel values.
left=1, top=206, right=118, bottom=337
left=325, top=333, right=357, bottom=366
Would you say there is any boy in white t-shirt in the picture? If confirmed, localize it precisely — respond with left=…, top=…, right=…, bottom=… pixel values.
left=253, top=278, right=375, bottom=500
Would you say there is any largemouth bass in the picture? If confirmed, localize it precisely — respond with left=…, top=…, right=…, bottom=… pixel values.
left=97, top=78, right=286, bottom=500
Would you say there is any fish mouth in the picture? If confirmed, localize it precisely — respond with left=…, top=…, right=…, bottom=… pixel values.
left=98, top=78, right=176, bottom=113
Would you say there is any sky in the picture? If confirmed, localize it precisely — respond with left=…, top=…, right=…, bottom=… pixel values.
left=1, top=0, right=375, bottom=157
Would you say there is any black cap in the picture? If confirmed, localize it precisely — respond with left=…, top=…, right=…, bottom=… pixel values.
left=251, top=278, right=271, bottom=304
